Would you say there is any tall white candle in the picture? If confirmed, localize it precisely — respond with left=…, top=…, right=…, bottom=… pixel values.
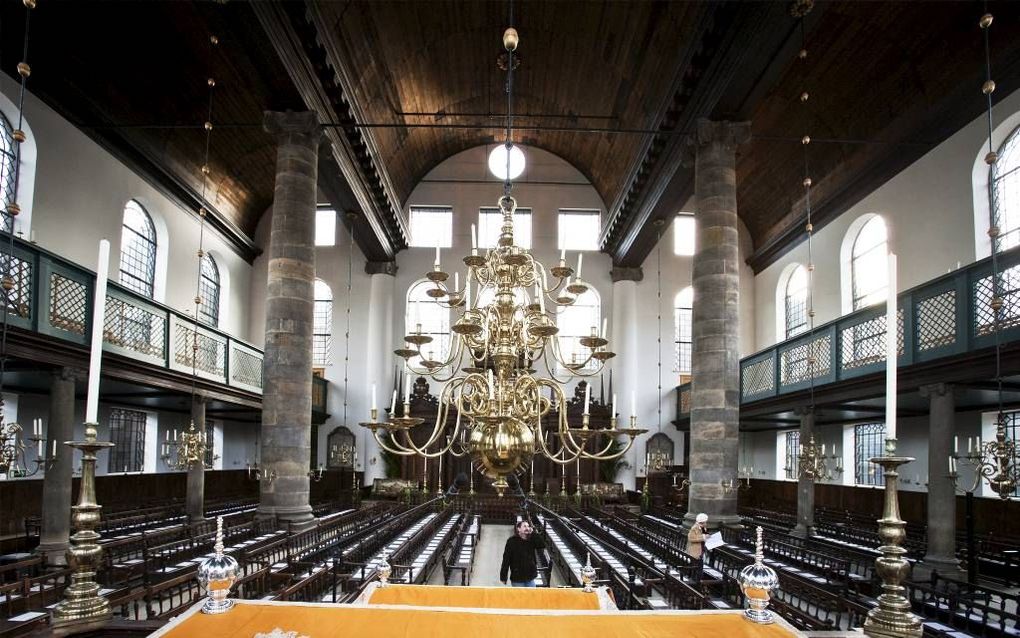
left=434, top=244, right=441, bottom=269
left=454, top=272, right=459, bottom=293
left=885, top=252, right=898, bottom=441
left=538, top=283, right=545, bottom=314
left=471, top=224, right=477, bottom=250
left=601, top=317, right=608, bottom=338
left=465, top=277, right=472, bottom=308
left=954, top=436, right=959, bottom=453
left=583, top=383, right=590, bottom=414
left=631, top=391, right=636, bottom=418
left=576, top=253, right=584, bottom=279
left=37, top=438, right=43, bottom=457
left=560, top=247, right=566, bottom=262
left=52, top=440, right=56, bottom=457
left=371, top=384, right=377, bottom=411
left=390, top=389, right=397, bottom=414
left=85, top=241, right=110, bottom=424
left=404, top=372, right=412, bottom=403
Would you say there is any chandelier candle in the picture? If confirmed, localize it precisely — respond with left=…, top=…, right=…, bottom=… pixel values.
left=85, top=239, right=110, bottom=425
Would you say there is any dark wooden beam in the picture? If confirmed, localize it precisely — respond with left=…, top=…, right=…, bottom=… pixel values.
left=253, top=1, right=403, bottom=262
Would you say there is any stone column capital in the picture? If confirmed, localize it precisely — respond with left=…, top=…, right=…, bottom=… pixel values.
left=365, top=260, right=398, bottom=276
left=694, top=118, right=751, bottom=151
left=919, top=383, right=954, bottom=399
left=263, top=110, right=321, bottom=145
left=52, top=366, right=85, bottom=382
left=191, top=393, right=209, bottom=407
left=793, top=405, right=815, bottom=417
left=610, top=266, right=643, bottom=282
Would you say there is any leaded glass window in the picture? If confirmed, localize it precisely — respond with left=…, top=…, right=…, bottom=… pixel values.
left=119, top=201, right=158, bottom=298
left=785, top=265, right=809, bottom=339
left=992, top=125, right=1020, bottom=251
left=674, top=287, right=693, bottom=374
left=854, top=422, right=886, bottom=486
left=851, top=216, right=888, bottom=311
left=785, top=431, right=800, bottom=480
left=198, top=253, right=220, bottom=326
left=313, top=279, right=333, bottom=367
left=0, top=112, right=16, bottom=234
left=108, top=408, right=146, bottom=473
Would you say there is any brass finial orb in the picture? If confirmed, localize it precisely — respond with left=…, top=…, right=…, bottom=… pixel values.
left=1, top=276, right=13, bottom=291
left=23, top=0, right=36, bottom=8
left=807, top=263, right=815, bottom=272
left=208, top=78, right=216, bottom=88
left=803, top=177, right=812, bottom=188
left=801, top=135, right=811, bottom=145
left=991, top=296, right=1004, bottom=312
left=195, top=296, right=203, bottom=305
left=503, top=27, right=519, bottom=52
left=17, top=63, right=30, bottom=78
left=805, top=222, right=813, bottom=233
left=800, top=91, right=809, bottom=103
left=6, top=203, right=20, bottom=217
left=985, top=151, right=998, bottom=165
left=205, top=121, right=213, bottom=131
left=199, top=207, right=208, bottom=218
left=789, top=0, right=814, bottom=18
left=12, top=129, right=26, bottom=143
left=210, top=35, right=219, bottom=45
left=988, top=225, right=1001, bottom=239
left=983, top=80, right=996, bottom=95
left=980, top=13, right=993, bottom=29
left=799, top=48, right=808, bottom=60
left=197, top=249, right=206, bottom=258
left=201, top=164, right=211, bottom=175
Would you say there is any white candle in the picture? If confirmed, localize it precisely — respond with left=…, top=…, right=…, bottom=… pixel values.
left=37, top=438, right=43, bottom=457
left=51, top=440, right=56, bottom=456
left=968, top=437, right=972, bottom=453
left=165, top=429, right=170, bottom=442
left=465, top=277, right=472, bottom=308
left=583, top=383, right=590, bottom=414
left=487, top=370, right=495, bottom=398
left=631, top=391, right=636, bottom=417
left=560, top=247, right=566, bottom=262
left=85, top=240, right=111, bottom=424
left=612, top=393, right=617, bottom=417
left=454, top=272, right=459, bottom=293
left=371, top=384, right=377, bottom=411
left=576, top=253, right=584, bottom=279
left=601, top=317, right=608, bottom=339
left=405, top=372, right=412, bottom=403
left=174, top=429, right=178, bottom=441
left=471, top=224, right=477, bottom=250
left=954, top=436, right=959, bottom=454
left=885, top=252, right=898, bottom=441
left=821, top=443, right=826, bottom=455
left=390, top=389, right=397, bottom=414
left=538, top=284, right=545, bottom=314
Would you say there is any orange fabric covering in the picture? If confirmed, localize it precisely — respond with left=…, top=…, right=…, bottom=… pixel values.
left=157, top=600, right=802, bottom=638
left=366, top=584, right=602, bottom=609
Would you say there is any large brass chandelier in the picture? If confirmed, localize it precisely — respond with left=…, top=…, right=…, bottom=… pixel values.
left=360, top=20, right=646, bottom=494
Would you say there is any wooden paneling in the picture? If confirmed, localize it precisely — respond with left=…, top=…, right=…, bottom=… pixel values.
left=740, top=478, right=1019, bottom=537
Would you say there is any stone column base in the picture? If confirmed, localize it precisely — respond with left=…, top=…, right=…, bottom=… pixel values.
left=791, top=523, right=815, bottom=538
left=36, top=540, right=69, bottom=566
left=916, top=556, right=965, bottom=581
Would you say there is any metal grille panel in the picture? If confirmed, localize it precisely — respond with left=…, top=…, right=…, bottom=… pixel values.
left=741, top=357, right=774, bottom=398
left=679, top=386, right=691, bottom=414
left=840, top=310, right=904, bottom=370
left=231, top=347, right=264, bottom=389
left=108, top=408, right=146, bottom=473
left=48, top=273, right=87, bottom=335
left=104, top=296, right=165, bottom=358
left=855, top=423, right=886, bottom=486
left=780, top=334, right=831, bottom=386
left=974, top=264, right=1020, bottom=336
left=785, top=431, right=800, bottom=480
left=0, top=252, right=31, bottom=318
left=0, top=112, right=16, bottom=234
left=174, top=324, right=225, bottom=377
left=916, top=290, right=956, bottom=351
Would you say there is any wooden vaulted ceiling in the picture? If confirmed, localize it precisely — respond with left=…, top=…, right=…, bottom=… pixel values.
left=4, top=1, right=1020, bottom=269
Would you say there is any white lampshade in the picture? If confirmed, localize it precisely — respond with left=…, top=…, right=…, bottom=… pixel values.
left=488, top=143, right=526, bottom=180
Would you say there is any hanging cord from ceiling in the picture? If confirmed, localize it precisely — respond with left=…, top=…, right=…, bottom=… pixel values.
left=0, top=0, right=35, bottom=427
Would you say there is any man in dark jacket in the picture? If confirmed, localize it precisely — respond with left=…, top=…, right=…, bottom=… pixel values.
left=500, top=519, right=546, bottom=587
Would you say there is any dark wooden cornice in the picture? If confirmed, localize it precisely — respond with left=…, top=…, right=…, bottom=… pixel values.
left=253, top=1, right=405, bottom=262
left=600, top=2, right=796, bottom=268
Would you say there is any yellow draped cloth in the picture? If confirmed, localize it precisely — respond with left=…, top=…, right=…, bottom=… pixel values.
left=154, top=600, right=803, bottom=638
left=364, top=584, right=604, bottom=609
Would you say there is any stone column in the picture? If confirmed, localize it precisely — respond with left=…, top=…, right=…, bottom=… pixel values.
left=792, top=406, right=815, bottom=538
left=611, top=267, right=641, bottom=491
left=186, top=394, right=207, bottom=523
left=363, top=261, right=397, bottom=486
left=258, top=110, right=321, bottom=528
left=686, top=119, right=749, bottom=530
left=37, top=367, right=78, bottom=566
left=919, top=383, right=964, bottom=578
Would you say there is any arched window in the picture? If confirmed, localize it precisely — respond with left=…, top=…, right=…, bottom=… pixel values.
left=313, top=279, right=333, bottom=367
left=0, top=112, right=16, bottom=233
left=197, top=253, right=220, bottom=326
left=992, top=124, right=1020, bottom=251
left=673, top=287, right=693, bottom=375
left=119, top=200, right=158, bottom=298
left=850, top=215, right=888, bottom=311
left=557, top=287, right=600, bottom=371
left=784, top=265, right=809, bottom=338
left=406, top=279, right=450, bottom=362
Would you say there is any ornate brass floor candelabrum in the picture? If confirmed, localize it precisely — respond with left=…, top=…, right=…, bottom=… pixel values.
left=863, top=438, right=922, bottom=638
left=51, top=423, right=114, bottom=631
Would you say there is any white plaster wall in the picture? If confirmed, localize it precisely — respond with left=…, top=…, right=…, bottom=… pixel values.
left=754, top=87, right=1020, bottom=352
left=0, top=76, right=254, bottom=341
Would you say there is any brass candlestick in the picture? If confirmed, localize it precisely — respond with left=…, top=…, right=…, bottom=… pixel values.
left=51, top=423, right=114, bottom=630
left=863, top=439, right=923, bottom=638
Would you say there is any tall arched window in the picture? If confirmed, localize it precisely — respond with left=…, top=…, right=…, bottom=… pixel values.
left=197, top=253, right=220, bottom=326
left=0, top=112, right=16, bottom=233
left=557, top=287, right=600, bottom=371
left=406, top=279, right=450, bottom=362
left=313, top=279, right=333, bottom=367
left=119, top=200, right=158, bottom=298
left=673, top=286, right=693, bottom=375
left=850, top=215, right=888, bottom=311
left=784, top=265, right=809, bottom=338
left=992, top=124, right=1020, bottom=251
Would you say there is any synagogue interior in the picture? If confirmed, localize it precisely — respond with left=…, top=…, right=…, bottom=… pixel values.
left=0, top=1, right=1018, bottom=637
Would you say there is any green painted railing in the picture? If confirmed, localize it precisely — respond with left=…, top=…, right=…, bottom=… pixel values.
left=676, top=247, right=1020, bottom=416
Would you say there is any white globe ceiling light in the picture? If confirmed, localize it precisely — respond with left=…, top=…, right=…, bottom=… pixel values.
left=488, top=143, right=526, bottom=180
